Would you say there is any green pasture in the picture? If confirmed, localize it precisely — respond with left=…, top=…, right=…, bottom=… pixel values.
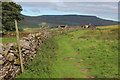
left=17, top=27, right=118, bottom=78
left=1, top=37, right=17, bottom=44
left=1, top=27, right=39, bottom=44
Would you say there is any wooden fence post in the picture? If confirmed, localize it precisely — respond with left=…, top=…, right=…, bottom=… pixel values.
left=15, top=20, right=24, bottom=73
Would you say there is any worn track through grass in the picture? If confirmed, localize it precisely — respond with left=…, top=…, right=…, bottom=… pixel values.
left=17, top=26, right=118, bottom=78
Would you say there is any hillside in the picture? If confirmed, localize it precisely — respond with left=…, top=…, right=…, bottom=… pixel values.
left=19, top=15, right=118, bottom=28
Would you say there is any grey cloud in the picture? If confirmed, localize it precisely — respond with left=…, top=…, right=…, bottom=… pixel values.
left=17, top=2, right=118, bottom=20
left=31, top=8, right=40, bottom=13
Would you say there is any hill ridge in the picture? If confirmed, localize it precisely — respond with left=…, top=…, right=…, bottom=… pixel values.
left=19, top=15, right=118, bottom=28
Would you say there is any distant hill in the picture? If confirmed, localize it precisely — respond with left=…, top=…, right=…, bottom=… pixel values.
left=19, top=15, right=118, bottom=28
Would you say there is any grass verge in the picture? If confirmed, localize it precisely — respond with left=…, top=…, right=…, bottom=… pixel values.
left=17, top=38, right=58, bottom=78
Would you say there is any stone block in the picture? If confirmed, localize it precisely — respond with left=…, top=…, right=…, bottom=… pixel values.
left=0, top=54, right=3, bottom=60
left=0, top=60, right=4, bottom=65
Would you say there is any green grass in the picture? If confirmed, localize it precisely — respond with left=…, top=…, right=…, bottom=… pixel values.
left=1, top=37, right=17, bottom=44
left=17, top=38, right=58, bottom=78
left=23, top=28, right=41, bottom=32
left=17, top=28, right=118, bottom=78
left=50, top=30, right=118, bottom=78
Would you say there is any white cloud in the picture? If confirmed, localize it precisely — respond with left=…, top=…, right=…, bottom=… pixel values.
left=17, top=2, right=118, bottom=21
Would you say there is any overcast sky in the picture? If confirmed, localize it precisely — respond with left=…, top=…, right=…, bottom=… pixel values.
left=17, top=2, right=119, bottom=21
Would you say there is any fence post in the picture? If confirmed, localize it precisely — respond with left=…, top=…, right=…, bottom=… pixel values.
left=15, top=20, right=24, bottom=73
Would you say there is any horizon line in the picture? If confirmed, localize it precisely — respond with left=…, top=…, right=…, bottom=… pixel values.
left=22, top=14, right=118, bottom=22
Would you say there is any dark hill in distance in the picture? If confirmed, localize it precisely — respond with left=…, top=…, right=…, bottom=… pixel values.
left=19, top=15, right=118, bottom=28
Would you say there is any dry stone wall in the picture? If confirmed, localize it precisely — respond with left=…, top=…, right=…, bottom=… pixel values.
left=0, top=27, right=83, bottom=80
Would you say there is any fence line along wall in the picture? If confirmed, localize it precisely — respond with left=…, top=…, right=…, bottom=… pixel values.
left=0, top=27, right=89, bottom=80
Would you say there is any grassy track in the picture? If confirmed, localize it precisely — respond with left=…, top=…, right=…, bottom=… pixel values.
left=17, top=26, right=118, bottom=78
left=51, top=30, right=118, bottom=78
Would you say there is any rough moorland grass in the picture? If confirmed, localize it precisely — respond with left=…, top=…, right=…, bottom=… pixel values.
left=80, top=28, right=119, bottom=40
left=96, top=25, right=119, bottom=30
left=17, top=27, right=118, bottom=78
